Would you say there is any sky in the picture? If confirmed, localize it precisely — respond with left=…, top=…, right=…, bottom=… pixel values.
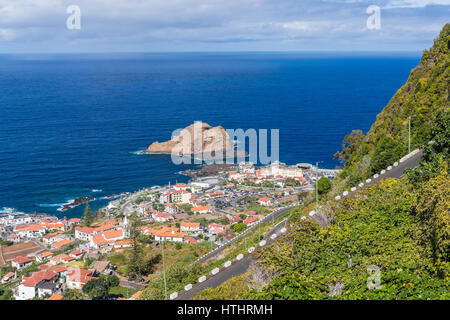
left=0, top=0, right=449, bottom=53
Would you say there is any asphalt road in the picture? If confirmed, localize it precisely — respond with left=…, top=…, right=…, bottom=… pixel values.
left=177, top=218, right=289, bottom=300
left=176, top=149, right=424, bottom=300
left=197, top=205, right=294, bottom=263
left=364, top=149, right=422, bottom=185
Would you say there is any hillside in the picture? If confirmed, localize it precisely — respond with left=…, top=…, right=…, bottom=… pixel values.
left=193, top=24, right=450, bottom=300
left=334, top=24, right=449, bottom=188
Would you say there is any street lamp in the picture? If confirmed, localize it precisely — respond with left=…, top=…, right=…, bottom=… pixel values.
left=162, top=240, right=168, bottom=300
left=315, top=161, right=324, bottom=209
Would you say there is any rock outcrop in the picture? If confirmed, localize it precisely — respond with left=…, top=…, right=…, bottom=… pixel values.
left=141, top=122, right=237, bottom=158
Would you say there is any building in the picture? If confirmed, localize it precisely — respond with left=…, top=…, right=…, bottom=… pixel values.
left=74, top=226, right=96, bottom=241
left=160, top=190, right=192, bottom=204
left=11, top=256, right=33, bottom=270
left=153, top=228, right=185, bottom=242
left=173, top=184, right=187, bottom=190
left=51, top=239, right=73, bottom=250
left=65, top=267, right=95, bottom=290
left=15, top=270, right=58, bottom=300
left=243, top=217, right=258, bottom=226
left=1, top=272, right=16, bottom=284
left=35, top=251, right=54, bottom=263
left=14, top=224, right=46, bottom=238
left=180, top=222, right=201, bottom=233
left=151, top=211, right=174, bottom=222
left=208, top=223, right=226, bottom=234
left=256, top=197, right=272, bottom=206
left=191, top=205, right=213, bottom=214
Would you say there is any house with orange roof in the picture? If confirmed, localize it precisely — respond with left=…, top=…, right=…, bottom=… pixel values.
left=89, top=228, right=125, bottom=249
left=43, top=222, right=66, bottom=231
left=152, top=211, right=174, bottom=222
left=11, top=256, right=33, bottom=270
left=1, top=272, right=16, bottom=284
left=15, top=270, right=58, bottom=300
left=42, top=231, right=65, bottom=245
left=51, top=239, right=73, bottom=250
left=35, top=251, right=54, bottom=263
left=256, top=196, right=272, bottom=206
left=65, top=267, right=96, bottom=290
left=75, top=226, right=96, bottom=241
left=114, top=239, right=133, bottom=249
left=208, top=223, right=226, bottom=235
left=153, top=228, right=185, bottom=242
left=228, top=215, right=241, bottom=224
left=184, top=237, right=199, bottom=244
left=49, top=253, right=72, bottom=266
left=69, top=249, right=85, bottom=259
left=14, top=224, right=46, bottom=238
left=243, top=217, right=258, bottom=226
left=180, top=222, right=201, bottom=233
left=191, top=205, right=213, bottom=214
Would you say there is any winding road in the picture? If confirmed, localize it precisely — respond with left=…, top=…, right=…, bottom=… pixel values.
left=176, top=149, right=424, bottom=300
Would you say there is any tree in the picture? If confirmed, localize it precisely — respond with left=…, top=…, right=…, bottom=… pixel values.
left=62, top=288, right=83, bottom=300
left=232, top=222, right=247, bottom=233
left=334, top=129, right=364, bottom=162
left=317, top=177, right=331, bottom=195
left=82, top=203, right=94, bottom=227
left=126, top=217, right=145, bottom=281
left=83, top=275, right=119, bottom=299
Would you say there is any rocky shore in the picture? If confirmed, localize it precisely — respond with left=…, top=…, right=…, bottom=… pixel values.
left=58, top=196, right=95, bottom=212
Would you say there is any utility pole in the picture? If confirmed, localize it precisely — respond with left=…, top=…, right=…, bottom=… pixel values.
left=161, top=240, right=168, bottom=300
left=316, top=161, right=319, bottom=209
left=408, top=116, right=411, bottom=154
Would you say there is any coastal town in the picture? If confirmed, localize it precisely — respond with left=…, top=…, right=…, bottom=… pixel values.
left=0, top=161, right=337, bottom=300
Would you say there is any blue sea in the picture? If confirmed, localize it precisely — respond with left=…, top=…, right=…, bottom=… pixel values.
left=0, top=52, right=420, bottom=218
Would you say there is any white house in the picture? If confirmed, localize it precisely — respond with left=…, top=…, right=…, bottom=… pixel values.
left=180, top=222, right=201, bottom=233
left=256, top=197, right=272, bottom=206
left=11, top=256, right=33, bottom=270
left=15, top=270, right=58, bottom=300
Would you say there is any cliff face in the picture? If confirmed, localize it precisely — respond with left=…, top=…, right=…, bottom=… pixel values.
left=141, top=122, right=235, bottom=156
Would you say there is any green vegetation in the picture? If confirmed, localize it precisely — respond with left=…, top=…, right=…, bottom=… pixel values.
left=191, top=24, right=449, bottom=300
left=83, top=275, right=120, bottom=299
left=82, top=203, right=94, bottom=227
left=0, top=287, right=13, bottom=300
left=334, top=24, right=449, bottom=189
left=231, top=222, right=247, bottom=233
left=62, top=288, right=84, bottom=300
left=125, top=217, right=161, bottom=280
left=317, top=177, right=331, bottom=195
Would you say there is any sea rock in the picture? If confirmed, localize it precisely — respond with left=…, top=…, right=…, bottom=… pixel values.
left=59, top=196, right=95, bottom=212
left=141, top=122, right=236, bottom=157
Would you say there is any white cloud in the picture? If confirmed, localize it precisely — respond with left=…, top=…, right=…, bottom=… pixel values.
left=0, top=0, right=448, bottom=52
left=384, top=0, right=450, bottom=9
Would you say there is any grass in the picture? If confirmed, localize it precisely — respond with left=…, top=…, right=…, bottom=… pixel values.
left=109, top=286, right=138, bottom=299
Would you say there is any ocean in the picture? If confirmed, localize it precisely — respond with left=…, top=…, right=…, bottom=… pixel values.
left=0, top=52, right=420, bottom=218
